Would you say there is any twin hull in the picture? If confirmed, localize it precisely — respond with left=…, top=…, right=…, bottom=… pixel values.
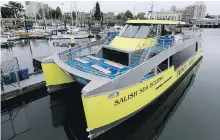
left=42, top=48, right=202, bottom=138
left=82, top=48, right=202, bottom=130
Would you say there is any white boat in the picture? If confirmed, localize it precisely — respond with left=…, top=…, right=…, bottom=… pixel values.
left=1, top=32, right=20, bottom=43
left=1, top=35, right=8, bottom=45
left=47, top=30, right=91, bottom=40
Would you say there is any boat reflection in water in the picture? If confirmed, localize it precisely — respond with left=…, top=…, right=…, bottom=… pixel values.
left=50, top=59, right=202, bottom=140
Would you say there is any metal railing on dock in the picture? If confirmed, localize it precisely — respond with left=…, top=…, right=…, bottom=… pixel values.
left=1, top=57, right=21, bottom=93
left=1, top=57, right=46, bottom=102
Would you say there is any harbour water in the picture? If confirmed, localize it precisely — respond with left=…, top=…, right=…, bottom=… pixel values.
left=1, top=29, right=220, bottom=140
left=1, top=38, right=92, bottom=73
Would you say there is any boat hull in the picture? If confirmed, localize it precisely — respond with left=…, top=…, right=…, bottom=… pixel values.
left=41, top=60, right=74, bottom=92
left=82, top=48, right=203, bottom=139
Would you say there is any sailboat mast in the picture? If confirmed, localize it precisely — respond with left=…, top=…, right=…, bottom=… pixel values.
left=73, top=1, right=78, bottom=27
left=41, top=2, right=46, bottom=29
left=76, top=1, right=78, bottom=27
left=0, top=11, right=4, bottom=30
left=32, top=2, right=37, bottom=25
left=70, top=1, right=74, bottom=26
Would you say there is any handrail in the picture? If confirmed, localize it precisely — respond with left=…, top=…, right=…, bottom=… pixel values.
left=59, top=39, right=105, bottom=63
left=58, top=31, right=200, bottom=79
left=104, top=34, right=113, bottom=45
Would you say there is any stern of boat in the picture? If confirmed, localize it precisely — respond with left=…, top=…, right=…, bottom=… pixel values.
left=42, top=56, right=75, bottom=92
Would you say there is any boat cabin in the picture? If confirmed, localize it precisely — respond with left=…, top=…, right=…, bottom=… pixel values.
left=97, top=20, right=186, bottom=67
left=62, top=20, right=200, bottom=81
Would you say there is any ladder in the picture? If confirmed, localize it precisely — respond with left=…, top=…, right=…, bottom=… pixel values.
left=139, top=48, right=151, bottom=63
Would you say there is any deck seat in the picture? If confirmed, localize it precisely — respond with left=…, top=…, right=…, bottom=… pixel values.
left=110, top=69, right=118, bottom=74
left=92, top=65, right=111, bottom=74
left=99, top=63, right=108, bottom=69
left=119, top=67, right=130, bottom=73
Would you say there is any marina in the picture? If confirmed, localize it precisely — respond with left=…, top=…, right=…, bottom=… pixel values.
left=1, top=1, right=220, bottom=140
left=1, top=28, right=220, bottom=140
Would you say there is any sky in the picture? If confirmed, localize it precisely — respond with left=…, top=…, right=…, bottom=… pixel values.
left=1, top=1, right=220, bottom=15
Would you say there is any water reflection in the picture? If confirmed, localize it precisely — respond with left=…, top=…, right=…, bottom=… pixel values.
left=49, top=59, right=202, bottom=140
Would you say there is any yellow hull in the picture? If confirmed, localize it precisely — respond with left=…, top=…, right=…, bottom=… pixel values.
left=82, top=48, right=203, bottom=130
left=19, top=31, right=32, bottom=37
left=42, top=62, right=74, bottom=88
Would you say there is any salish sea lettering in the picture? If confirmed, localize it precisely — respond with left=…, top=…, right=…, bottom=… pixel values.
left=114, top=76, right=163, bottom=106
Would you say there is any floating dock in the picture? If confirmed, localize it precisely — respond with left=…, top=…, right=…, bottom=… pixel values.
left=19, top=36, right=47, bottom=40
left=1, top=73, right=45, bottom=102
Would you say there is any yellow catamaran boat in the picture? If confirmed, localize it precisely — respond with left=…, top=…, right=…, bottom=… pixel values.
left=42, top=20, right=203, bottom=139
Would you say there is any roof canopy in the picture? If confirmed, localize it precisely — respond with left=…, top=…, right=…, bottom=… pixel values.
left=127, top=20, right=185, bottom=25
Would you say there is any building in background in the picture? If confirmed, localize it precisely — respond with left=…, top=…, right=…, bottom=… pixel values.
left=176, top=8, right=190, bottom=23
left=191, top=18, right=220, bottom=27
left=146, top=10, right=182, bottom=21
left=103, top=12, right=115, bottom=21
left=25, top=1, right=41, bottom=18
left=185, top=1, right=206, bottom=20
left=25, top=1, right=51, bottom=19
left=166, top=1, right=206, bottom=23
left=78, top=12, right=91, bottom=20
left=170, top=5, right=177, bottom=12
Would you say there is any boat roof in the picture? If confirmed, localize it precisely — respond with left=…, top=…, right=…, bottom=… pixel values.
left=127, top=20, right=185, bottom=25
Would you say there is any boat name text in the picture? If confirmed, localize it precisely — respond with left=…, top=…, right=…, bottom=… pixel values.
left=114, top=76, right=163, bottom=106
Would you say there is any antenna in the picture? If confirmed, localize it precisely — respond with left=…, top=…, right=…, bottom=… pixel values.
left=151, top=1, right=154, bottom=13
left=148, top=1, right=154, bottom=20
left=133, top=4, right=135, bottom=17
left=145, top=4, right=146, bottom=16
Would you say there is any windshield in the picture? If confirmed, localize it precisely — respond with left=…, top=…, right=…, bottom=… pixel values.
left=119, top=24, right=153, bottom=38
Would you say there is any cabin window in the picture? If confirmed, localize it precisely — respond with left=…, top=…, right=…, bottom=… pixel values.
left=157, top=58, right=169, bottom=74
left=172, top=45, right=196, bottom=69
left=195, top=42, right=198, bottom=51
left=102, top=48, right=129, bottom=66
left=161, top=25, right=175, bottom=36
left=121, top=25, right=140, bottom=38
left=119, top=24, right=156, bottom=39
left=148, top=25, right=157, bottom=38
left=134, top=25, right=150, bottom=38
left=176, top=24, right=182, bottom=34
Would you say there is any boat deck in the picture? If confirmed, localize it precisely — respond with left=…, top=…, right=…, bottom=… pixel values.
left=65, top=55, right=130, bottom=79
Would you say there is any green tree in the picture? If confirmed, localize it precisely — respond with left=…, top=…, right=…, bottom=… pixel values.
left=49, top=9, right=57, bottom=19
left=64, top=13, right=71, bottom=20
left=117, top=13, right=124, bottom=20
left=4, top=1, right=25, bottom=18
left=55, top=7, right=62, bottom=20
left=37, top=8, right=44, bottom=19
left=123, top=10, right=133, bottom=20
left=36, top=7, right=50, bottom=19
left=44, top=8, right=50, bottom=19
left=94, top=2, right=102, bottom=21
left=1, top=6, right=14, bottom=18
left=72, top=11, right=76, bottom=20
left=137, top=12, right=145, bottom=19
